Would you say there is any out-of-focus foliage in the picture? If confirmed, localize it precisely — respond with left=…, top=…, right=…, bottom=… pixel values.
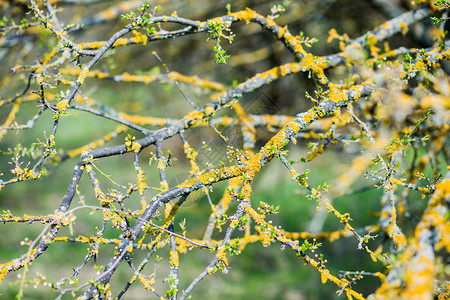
left=0, top=0, right=449, bottom=299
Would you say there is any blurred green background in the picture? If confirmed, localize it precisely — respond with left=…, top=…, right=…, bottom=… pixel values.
left=0, top=0, right=439, bottom=299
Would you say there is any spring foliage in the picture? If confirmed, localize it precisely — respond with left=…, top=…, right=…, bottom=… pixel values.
left=0, top=0, right=449, bottom=299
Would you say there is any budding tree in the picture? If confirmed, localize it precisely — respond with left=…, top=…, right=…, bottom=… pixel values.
left=0, top=0, right=449, bottom=299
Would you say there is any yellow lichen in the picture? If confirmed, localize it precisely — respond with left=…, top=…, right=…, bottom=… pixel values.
left=130, top=30, right=148, bottom=45
left=56, top=99, right=69, bottom=112
left=169, top=250, right=179, bottom=267
left=76, top=67, right=89, bottom=84
left=328, top=83, right=349, bottom=103
left=216, top=246, right=229, bottom=266
left=138, top=274, right=155, bottom=291
left=300, top=53, right=327, bottom=82
left=183, top=110, right=204, bottom=127
left=204, top=106, right=215, bottom=116
left=137, top=167, right=147, bottom=195
left=327, top=28, right=339, bottom=43
left=399, top=22, right=409, bottom=35
left=230, top=7, right=256, bottom=23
